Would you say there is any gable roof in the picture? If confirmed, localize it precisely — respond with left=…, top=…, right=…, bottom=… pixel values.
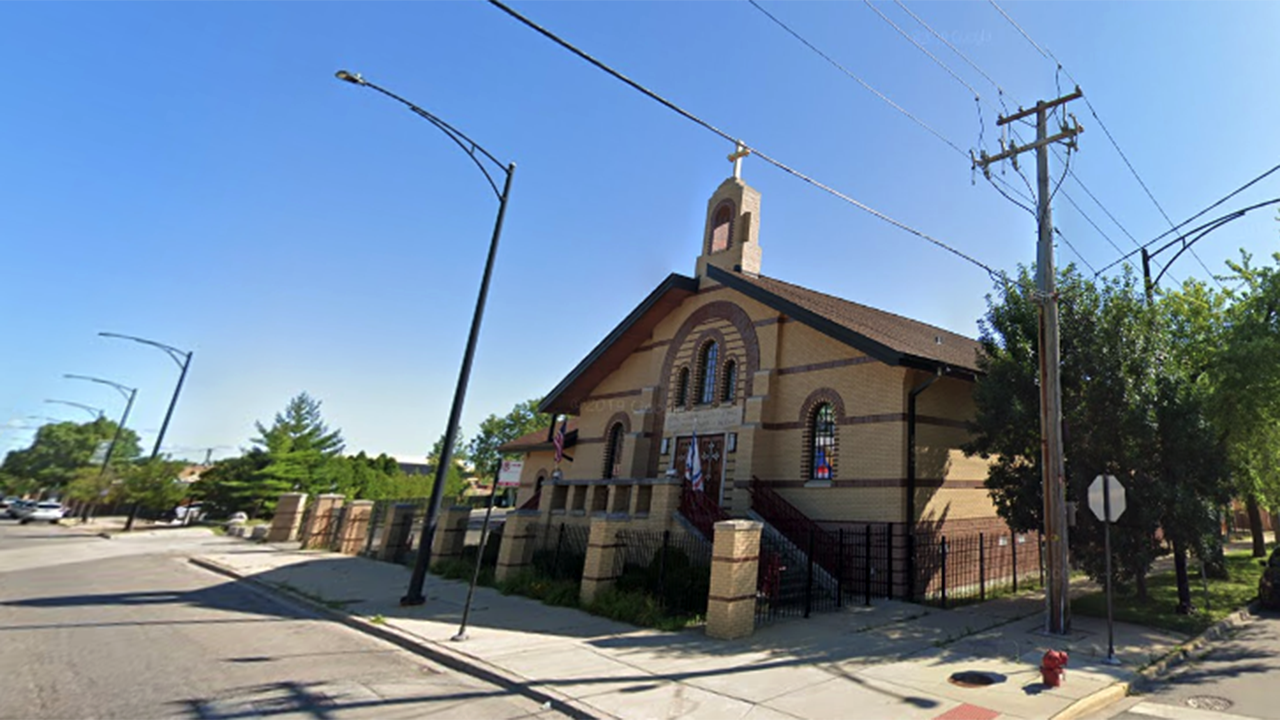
left=708, top=266, right=982, bottom=375
left=540, top=267, right=981, bottom=415
left=538, top=273, right=699, bottom=415
left=498, top=420, right=578, bottom=453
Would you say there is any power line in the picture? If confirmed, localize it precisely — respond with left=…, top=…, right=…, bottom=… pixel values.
left=746, top=0, right=968, bottom=160
left=987, top=0, right=1215, bottom=289
left=486, top=0, right=1004, bottom=280
left=1055, top=228, right=1098, bottom=275
left=861, top=0, right=983, bottom=102
left=892, top=0, right=1010, bottom=109
left=986, top=0, right=1049, bottom=59
left=1146, top=162, right=1280, bottom=248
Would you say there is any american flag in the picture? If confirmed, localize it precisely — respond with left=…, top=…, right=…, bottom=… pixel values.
left=686, top=430, right=704, bottom=492
left=553, top=417, right=568, bottom=464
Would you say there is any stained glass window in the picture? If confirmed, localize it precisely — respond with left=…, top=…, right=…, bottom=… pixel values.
left=699, top=341, right=719, bottom=405
left=811, top=403, right=835, bottom=480
left=722, top=359, right=737, bottom=402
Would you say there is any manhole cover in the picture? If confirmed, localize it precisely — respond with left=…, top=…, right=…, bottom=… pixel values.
left=948, top=671, right=1005, bottom=688
left=1186, top=696, right=1233, bottom=711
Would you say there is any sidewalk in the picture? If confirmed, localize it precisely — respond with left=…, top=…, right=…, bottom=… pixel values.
left=191, top=541, right=1194, bottom=720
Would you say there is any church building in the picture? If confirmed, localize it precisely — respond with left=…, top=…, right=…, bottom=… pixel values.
left=500, top=166, right=1004, bottom=544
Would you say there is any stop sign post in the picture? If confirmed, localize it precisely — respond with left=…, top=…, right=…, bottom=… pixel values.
left=1090, top=474, right=1125, bottom=665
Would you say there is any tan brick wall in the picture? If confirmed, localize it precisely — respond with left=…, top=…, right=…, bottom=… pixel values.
left=510, top=283, right=1003, bottom=534
left=706, top=519, right=761, bottom=640
left=336, top=500, right=374, bottom=555
left=266, top=492, right=307, bottom=543
left=920, top=487, right=1000, bottom=522
left=431, top=506, right=471, bottom=564
left=775, top=486, right=905, bottom=524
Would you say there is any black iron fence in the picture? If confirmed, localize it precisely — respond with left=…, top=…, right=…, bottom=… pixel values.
left=816, top=524, right=896, bottom=606
left=358, top=498, right=432, bottom=566
left=612, top=528, right=712, bottom=617
left=910, top=531, right=1044, bottom=608
left=756, top=527, right=840, bottom=626
left=528, top=521, right=590, bottom=582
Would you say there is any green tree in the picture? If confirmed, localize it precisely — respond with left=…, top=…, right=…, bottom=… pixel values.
left=1208, top=252, right=1280, bottom=556
left=191, top=449, right=273, bottom=517
left=1, top=418, right=140, bottom=494
left=429, top=430, right=471, bottom=505
left=116, top=458, right=189, bottom=514
left=467, top=398, right=550, bottom=480
left=968, top=267, right=1166, bottom=598
left=63, top=466, right=113, bottom=506
left=252, top=392, right=346, bottom=498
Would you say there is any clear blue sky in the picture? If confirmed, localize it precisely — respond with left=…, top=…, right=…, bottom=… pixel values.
left=3, top=1, right=1278, bottom=462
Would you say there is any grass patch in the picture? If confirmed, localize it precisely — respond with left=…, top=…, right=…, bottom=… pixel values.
left=1074, top=549, right=1266, bottom=635
left=430, top=557, right=496, bottom=588
left=587, top=587, right=703, bottom=631
left=496, top=571, right=581, bottom=607
left=424, top=547, right=706, bottom=632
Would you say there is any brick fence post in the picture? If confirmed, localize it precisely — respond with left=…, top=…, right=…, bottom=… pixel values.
left=300, top=494, right=344, bottom=550
left=580, top=514, right=628, bottom=606
left=495, top=510, right=538, bottom=582
left=336, top=500, right=375, bottom=555
left=706, top=519, right=761, bottom=640
left=266, top=492, right=307, bottom=543
left=378, top=503, right=417, bottom=563
left=431, top=506, right=472, bottom=567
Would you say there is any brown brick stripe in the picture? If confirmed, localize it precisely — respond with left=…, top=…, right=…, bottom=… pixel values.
left=711, top=555, right=759, bottom=564
left=708, top=593, right=757, bottom=603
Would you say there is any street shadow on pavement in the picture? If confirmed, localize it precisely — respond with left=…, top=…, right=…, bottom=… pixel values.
left=171, top=679, right=531, bottom=720
left=1, top=573, right=319, bottom=631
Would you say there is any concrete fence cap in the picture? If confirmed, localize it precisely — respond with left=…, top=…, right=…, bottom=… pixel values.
left=714, top=519, right=762, bottom=532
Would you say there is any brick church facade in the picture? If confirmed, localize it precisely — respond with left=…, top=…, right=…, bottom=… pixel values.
left=500, top=170, right=1004, bottom=540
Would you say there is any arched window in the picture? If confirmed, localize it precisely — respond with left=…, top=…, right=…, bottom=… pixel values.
left=675, top=367, right=690, bottom=407
left=603, top=423, right=625, bottom=479
left=698, top=341, right=719, bottom=405
left=721, top=359, right=737, bottom=402
left=810, top=403, right=836, bottom=480
left=710, top=204, right=733, bottom=253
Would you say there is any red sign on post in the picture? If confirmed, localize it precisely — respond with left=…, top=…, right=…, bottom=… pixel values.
left=497, top=460, right=523, bottom=488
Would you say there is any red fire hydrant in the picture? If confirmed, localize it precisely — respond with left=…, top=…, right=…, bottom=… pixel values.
left=1040, top=650, right=1068, bottom=687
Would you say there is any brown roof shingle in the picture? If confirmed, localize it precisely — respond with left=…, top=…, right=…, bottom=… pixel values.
left=711, top=267, right=983, bottom=374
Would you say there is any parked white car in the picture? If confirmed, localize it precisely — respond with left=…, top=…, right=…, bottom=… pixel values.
left=19, top=502, right=65, bottom=524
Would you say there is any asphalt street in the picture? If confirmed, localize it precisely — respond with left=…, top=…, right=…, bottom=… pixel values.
left=1084, top=608, right=1280, bottom=720
left=0, top=520, right=556, bottom=720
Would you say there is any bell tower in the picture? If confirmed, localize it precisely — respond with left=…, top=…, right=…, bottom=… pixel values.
left=696, top=144, right=762, bottom=279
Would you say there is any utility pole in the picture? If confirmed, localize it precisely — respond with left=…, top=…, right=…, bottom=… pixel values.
left=975, top=88, right=1083, bottom=635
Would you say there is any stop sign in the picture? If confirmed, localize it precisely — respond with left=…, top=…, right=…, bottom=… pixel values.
left=1088, top=474, right=1126, bottom=523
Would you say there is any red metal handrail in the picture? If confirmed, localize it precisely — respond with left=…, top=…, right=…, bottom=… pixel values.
left=517, top=490, right=541, bottom=511
left=679, top=481, right=730, bottom=540
left=748, top=477, right=840, bottom=577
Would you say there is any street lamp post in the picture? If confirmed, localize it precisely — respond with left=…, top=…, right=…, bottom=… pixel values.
left=99, top=332, right=193, bottom=531
left=64, top=374, right=138, bottom=522
left=335, top=69, right=516, bottom=606
left=43, top=400, right=105, bottom=420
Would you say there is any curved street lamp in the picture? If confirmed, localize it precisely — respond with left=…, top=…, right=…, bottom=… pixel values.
left=44, top=399, right=105, bottom=420
left=1135, top=198, right=1280, bottom=299
left=65, top=374, right=139, bottom=521
left=99, top=332, right=193, bottom=531
left=335, top=70, right=516, bottom=609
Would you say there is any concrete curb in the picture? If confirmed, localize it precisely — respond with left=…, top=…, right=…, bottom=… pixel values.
left=188, top=556, right=606, bottom=720
left=1046, top=603, right=1257, bottom=720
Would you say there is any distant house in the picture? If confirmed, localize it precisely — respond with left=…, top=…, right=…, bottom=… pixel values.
left=177, top=465, right=211, bottom=484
